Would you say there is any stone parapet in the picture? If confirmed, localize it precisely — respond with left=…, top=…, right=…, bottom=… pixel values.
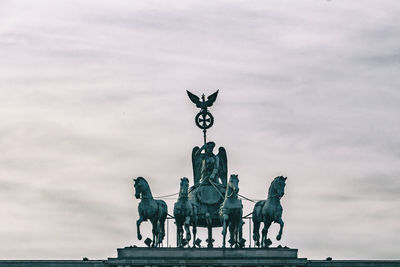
left=307, top=260, right=400, bottom=267
left=107, top=247, right=308, bottom=267
left=0, top=260, right=105, bottom=267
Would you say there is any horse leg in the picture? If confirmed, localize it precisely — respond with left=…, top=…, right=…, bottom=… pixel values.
left=184, top=216, right=191, bottom=245
left=151, top=220, right=158, bottom=247
left=136, top=217, right=144, bottom=240
left=234, top=224, right=238, bottom=248
left=177, top=222, right=183, bottom=248
left=253, top=220, right=260, bottom=247
left=191, top=205, right=198, bottom=248
left=192, top=220, right=197, bottom=248
left=192, top=204, right=198, bottom=248
left=221, top=214, right=228, bottom=248
left=239, top=219, right=245, bottom=248
left=176, top=225, right=179, bottom=247
left=238, top=209, right=244, bottom=248
left=228, top=223, right=235, bottom=248
left=276, top=218, right=284, bottom=241
left=261, top=221, right=272, bottom=248
left=158, top=203, right=167, bottom=246
left=235, top=218, right=242, bottom=248
left=206, top=212, right=213, bottom=248
left=261, top=223, right=266, bottom=248
left=159, top=219, right=166, bottom=245
left=156, top=221, right=162, bottom=247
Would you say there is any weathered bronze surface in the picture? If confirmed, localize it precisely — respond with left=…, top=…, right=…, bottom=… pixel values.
left=219, top=174, right=244, bottom=248
left=187, top=90, right=218, bottom=144
left=133, top=177, right=168, bottom=247
left=134, top=91, right=288, bottom=249
left=252, top=176, right=287, bottom=247
left=191, top=141, right=227, bottom=186
left=186, top=90, right=231, bottom=248
left=188, top=142, right=227, bottom=248
left=173, top=177, right=198, bottom=248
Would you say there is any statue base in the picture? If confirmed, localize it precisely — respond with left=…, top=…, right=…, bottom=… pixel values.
left=107, top=247, right=308, bottom=267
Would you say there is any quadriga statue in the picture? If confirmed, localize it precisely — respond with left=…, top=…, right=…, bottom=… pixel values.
left=252, top=176, right=287, bottom=247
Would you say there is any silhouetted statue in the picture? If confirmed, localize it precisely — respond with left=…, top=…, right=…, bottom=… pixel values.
left=187, top=90, right=218, bottom=143
left=134, top=177, right=168, bottom=247
left=219, top=174, right=245, bottom=248
left=187, top=90, right=219, bottom=110
left=252, top=176, right=287, bottom=247
left=173, top=177, right=198, bottom=248
left=192, top=141, right=227, bottom=186
left=187, top=90, right=229, bottom=248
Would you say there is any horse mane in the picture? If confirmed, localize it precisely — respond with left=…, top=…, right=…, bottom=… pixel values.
left=268, top=176, right=282, bottom=198
left=267, top=179, right=275, bottom=197
left=225, top=174, right=238, bottom=199
left=136, top=176, right=148, bottom=186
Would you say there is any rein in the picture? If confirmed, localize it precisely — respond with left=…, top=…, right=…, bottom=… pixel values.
left=209, top=180, right=225, bottom=199
left=139, top=194, right=153, bottom=200
left=178, top=182, right=189, bottom=199
left=226, top=182, right=238, bottom=199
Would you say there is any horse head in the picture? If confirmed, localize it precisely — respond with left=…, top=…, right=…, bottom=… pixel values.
left=134, top=176, right=149, bottom=199
left=227, top=174, right=239, bottom=198
left=179, top=177, right=189, bottom=198
left=269, top=176, right=287, bottom=199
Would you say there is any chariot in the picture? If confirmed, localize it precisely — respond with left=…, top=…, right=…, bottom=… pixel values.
left=187, top=140, right=228, bottom=247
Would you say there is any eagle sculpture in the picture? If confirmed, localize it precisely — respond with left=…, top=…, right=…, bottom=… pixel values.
left=187, top=90, right=219, bottom=110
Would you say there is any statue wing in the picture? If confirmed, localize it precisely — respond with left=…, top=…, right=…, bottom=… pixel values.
left=206, top=90, right=219, bottom=107
left=217, top=146, right=227, bottom=186
left=192, top=146, right=202, bottom=185
left=187, top=90, right=201, bottom=107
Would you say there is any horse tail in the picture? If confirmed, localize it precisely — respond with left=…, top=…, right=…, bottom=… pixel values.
left=252, top=200, right=265, bottom=246
left=252, top=200, right=264, bottom=223
left=157, top=200, right=168, bottom=221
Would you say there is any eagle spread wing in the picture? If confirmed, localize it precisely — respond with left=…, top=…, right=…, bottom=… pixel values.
left=187, top=90, right=201, bottom=108
left=217, top=146, right=227, bottom=186
left=206, top=90, right=219, bottom=107
left=191, top=146, right=202, bottom=185
left=187, top=90, right=219, bottom=109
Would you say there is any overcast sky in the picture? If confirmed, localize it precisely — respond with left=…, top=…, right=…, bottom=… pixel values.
left=1, top=0, right=400, bottom=261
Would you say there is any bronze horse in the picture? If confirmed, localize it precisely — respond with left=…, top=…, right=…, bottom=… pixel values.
left=134, top=176, right=168, bottom=247
left=219, top=174, right=244, bottom=248
left=173, top=177, right=198, bottom=247
left=252, top=176, right=287, bottom=247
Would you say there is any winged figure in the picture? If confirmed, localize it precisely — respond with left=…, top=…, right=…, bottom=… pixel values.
left=191, top=141, right=227, bottom=186
left=187, top=90, right=219, bottom=110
